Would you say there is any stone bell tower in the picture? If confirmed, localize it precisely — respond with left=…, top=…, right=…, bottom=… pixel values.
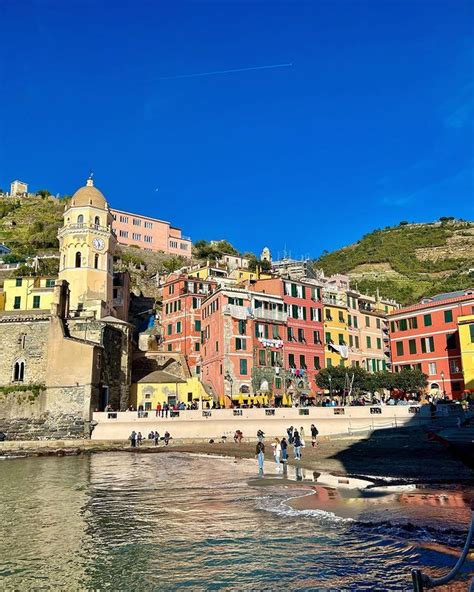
left=58, top=176, right=116, bottom=318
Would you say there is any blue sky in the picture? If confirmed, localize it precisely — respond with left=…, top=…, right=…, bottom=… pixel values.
left=1, top=0, right=473, bottom=259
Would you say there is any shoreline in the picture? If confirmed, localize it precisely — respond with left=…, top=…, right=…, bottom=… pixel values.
left=1, top=429, right=473, bottom=486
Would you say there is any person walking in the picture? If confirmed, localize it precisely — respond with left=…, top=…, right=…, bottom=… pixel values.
left=164, top=431, right=171, bottom=446
left=137, top=432, right=143, bottom=447
left=300, top=426, right=306, bottom=448
left=256, top=440, right=265, bottom=473
left=293, top=429, right=302, bottom=460
left=257, top=429, right=265, bottom=443
left=287, top=426, right=294, bottom=444
left=280, top=437, right=288, bottom=463
left=154, top=431, right=160, bottom=446
left=311, top=424, right=319, bottom=447
left=129, top=430, right=137, bottom=448
left=273, top=438, right=282, bottom=471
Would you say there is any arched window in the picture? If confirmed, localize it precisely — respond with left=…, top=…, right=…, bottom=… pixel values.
left=75, top=251, right=82, bottom=268
left=13, top=361, right=25, bottom=382
left=94, top=253, right=99, bottom=269
left=77, top=214, right=84, bottom=224
left=94, top=216, right=100, bottom=227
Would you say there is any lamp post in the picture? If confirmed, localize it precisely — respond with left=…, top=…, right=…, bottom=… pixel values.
left=328, top=374, right=332, bottom=400
left=440, top=370, right=446, bottom=398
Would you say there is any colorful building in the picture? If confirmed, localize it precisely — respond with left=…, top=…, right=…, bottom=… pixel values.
left=458, top=314, right=474, bottom=393
left=160, top=274, right=214, bottom=373
left=388, top=290, right=474, bottom=399
left=1, top=276, right=56, bottom=312
left=111, top=208, right=192, bottom=257
left=131, top=373, right=209, bottom=409
left=253, top=277, right=325, bottom=397
left=322, top=284, right=349, bottom=368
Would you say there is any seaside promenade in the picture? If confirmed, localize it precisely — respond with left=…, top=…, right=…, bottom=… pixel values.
left=90, top=403, right=462, bottom=441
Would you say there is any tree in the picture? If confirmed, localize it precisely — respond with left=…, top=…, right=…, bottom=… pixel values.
left=36, top=189, right=51, bottom=198
left=393, top=368, right=428, bottom=395
left=2, top=253, right=25, bottom=264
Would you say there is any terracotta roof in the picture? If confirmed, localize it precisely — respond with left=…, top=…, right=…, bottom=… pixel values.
left=136, top=370, right=186, bottom=384
left=71, top=184, right=107, bottom=209
left=388, top=292, right=474, bottom=317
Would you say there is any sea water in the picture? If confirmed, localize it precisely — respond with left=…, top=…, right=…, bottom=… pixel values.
left=0, top=452, right=472, bottom=590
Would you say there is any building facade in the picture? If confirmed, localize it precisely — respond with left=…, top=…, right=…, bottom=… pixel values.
left=388, top=291, right=474, bottom=399
left=322, top=285, right=349, bottom=368
left=1, top=277, right=56, bottom=312
left=458, top=314, right=474, bottom=394
left=111, top=208, right=192, bottom=257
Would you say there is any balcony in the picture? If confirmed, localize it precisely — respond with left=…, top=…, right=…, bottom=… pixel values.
left=223, top=304, right=251, bottom=319
left=253, top=308, right=288, bottom=323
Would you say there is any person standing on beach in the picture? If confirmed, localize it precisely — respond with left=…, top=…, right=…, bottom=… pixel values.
left=287, top=426, right=294, bottom=444
left=164, top=431, right=171, bottom=445
left=137, top=432, right=143, bottom=447
left=256, top=440, right=265, bottom=473
left=154, top=431, right=160, bottom=446
left=257, top=429, right=265, bottom=443
left=129, top=430, right=137, bottom=448
left=300, top=426, right=306, bottom=448
left=156, top=403, right=161, bottom=417
left=293, top=429, right=302, bottom=460
left=311, top=424, right=319, bottom=447
left=280, top=437, right=288, bottom=463
left=273, top=438, right=282, bottom=471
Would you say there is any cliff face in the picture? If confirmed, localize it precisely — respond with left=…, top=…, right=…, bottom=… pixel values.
left=314, top=220, right=474, bottom=305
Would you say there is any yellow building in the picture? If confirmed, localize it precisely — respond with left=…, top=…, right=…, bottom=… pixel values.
left=458, top=314, right=474, bottom=393
left=1, top=277, right=56, bottom=311
left=131, top=373, right=210, bottom=409
left=58, top=176, right=116, bottom=318
left=228, top=268, right=272, bottom=282
left=323, top=288, right=349, bottom=368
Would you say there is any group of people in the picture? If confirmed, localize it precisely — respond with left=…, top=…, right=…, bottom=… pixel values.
left=129, top=430, right=172, bottom=447
left=255, top=424, right=319, bottom=472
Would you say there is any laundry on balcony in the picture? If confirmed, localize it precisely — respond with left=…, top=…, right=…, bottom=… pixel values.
left=258, top=337, right=284, bottom=348
left=328, top=341, right=349, bottom=359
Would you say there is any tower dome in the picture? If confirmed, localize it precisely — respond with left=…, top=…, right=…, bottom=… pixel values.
left=71, top=177, right=107, bottom=209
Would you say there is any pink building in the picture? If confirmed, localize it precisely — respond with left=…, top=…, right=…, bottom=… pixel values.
left=111, top=209, right=192, bottom=257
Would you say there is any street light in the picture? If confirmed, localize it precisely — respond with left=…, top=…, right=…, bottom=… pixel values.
left=440, top=370, right=446, bottom=398
left=328, top=374, right=332, bottom=400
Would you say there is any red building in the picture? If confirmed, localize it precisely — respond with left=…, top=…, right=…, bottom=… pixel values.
left=253, top=278, right=325, bottom=395
left=161, top=274, right=214, bottom=374
left=201, top=286, right=286, bottom=405
left=388, top=290, right=474, bottom=399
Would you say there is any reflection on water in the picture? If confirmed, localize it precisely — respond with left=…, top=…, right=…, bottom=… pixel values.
left=0, top=453, right=472, bottom=590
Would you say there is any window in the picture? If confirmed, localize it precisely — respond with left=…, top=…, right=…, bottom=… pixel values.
left=390, top=321, right=395, bottom=332
left=399, top=318, right=407, bottom=331
left=45, top=279, right=55, bottom=287
left=275, top=377, right=282, bottom=389
left=94, top=216, right=100, bottom=226
left=349, top=335, right=354, bottom=347
left=327, top=358, right=333, bottom=367
left=408, top=339, right=417, bottom=354
left=376, top=318, right=381, bottom=329
left=442, top=310, right=453, bottom=323
left=313, top=330, right=321, bottom=344
left=311, top=308, right=322, bottom=322
left=132, top=218, right=141, bottom=226
left=167, top=344, right=172, bottom=351
left=132, top=233, right=141, bottom=241
left=272, top=325, right=280, bottom=339
left=288, top=353, right=296, bottom=368
left=314, top=356, right=321, bottom=370
left=167, top=324, right=172, bottom=335
left=238, top=320, right=246, bottom=335
left=470, top=324, right=474, bottom=343
left=353, top=316, right=358, bottom=329
left=449, top=359, right=460, bottom=373
left=325, top=309, right=332, bottom=321
left=355, top=336, right=359, bottom=349
left=297, top=328, right=305, bottom=343
left=376, top=338, right=381, bottom=349
left=13, top=296, right=21, bottom=309
left=396, top=341, right=404, bottom=356
left=144, top=235, right=153, bottom=243
left=239, top=359, right=247, bottom=375
left=259, top=350, right=266, bottom=365
left=77, top=214, right=84, bottom=224
left=421, top=337, right=435, bottom=353
left=75, top=252, right=81, bottom=268
left=325, top=331, right=331, bottom=344
left=347, top=315, right=352, bottom=327
left=338, top=311, right=344, bottom=322
left=299, top=355, right=307, bottom=369
left=215, top=341, right=219, bottom=352
left=170, top=240, right=178, bottom=248
left=409, top=317, right=418, bottom=329
left=15, top=278, right=22, bottom=287
left=338, top=334, right=345, bottom=345
left=195, top=320, right=201, bottom=332
left=94, top=253, right=99, bottom=269
left=195, top=342, right=200, bottom=352
left=366, top=336, right=372, bottom=349
left=13, top=360, right=25, bottom=382
left=119, top=215, right=129, bottom=223
left=287, top=327, right=294, bottom=341
left=119, top=230, right=129, bottom=238
left=235, top=338, right=246, bottom=350
left=423, top=314, right=432, bottom=327
left=144, top=221, right=153, bottom=229
left=446, top=333, right=457, bottom=350
left=365, top=316, right=370, bottom=328
left=32, top=295, right=40, bottom=309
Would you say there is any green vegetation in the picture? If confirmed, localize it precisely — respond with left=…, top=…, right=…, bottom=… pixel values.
left=315, top=367, right=428, bottom=396
left=193, top=239, right=239, bottom=260
left=314, top=220, right=474, bottom=305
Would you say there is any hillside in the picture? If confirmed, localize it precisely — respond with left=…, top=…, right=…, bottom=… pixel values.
left=314, top=220, right=474, bottom=305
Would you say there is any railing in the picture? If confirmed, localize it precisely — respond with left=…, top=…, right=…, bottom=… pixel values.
left=253, top=308, right=288, bottom=322
left=60, top=223, right=111, bottom=233
left=222, top=304, right=251, bottom=318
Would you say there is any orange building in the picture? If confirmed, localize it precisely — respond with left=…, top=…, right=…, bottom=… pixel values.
left=161, top=274, right=214, bottom=374
left=388, top=290, right=474, bottom=399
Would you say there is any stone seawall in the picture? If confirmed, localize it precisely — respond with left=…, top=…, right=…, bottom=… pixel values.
left=0, top=388, right=89, bottom=440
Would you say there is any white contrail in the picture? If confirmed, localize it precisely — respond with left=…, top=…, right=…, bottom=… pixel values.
left=159, top=62, right=293, bottom=80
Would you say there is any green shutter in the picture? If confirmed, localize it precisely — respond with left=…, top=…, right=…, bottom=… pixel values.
left=195, top=320, right=201, bottom=331
left=409, top=339, right=416, bottom=354
left=377, top=338, right=381, bottom=349
left=424, top=314, right=432, bottom=327
left=32, top=296, right=40, bottom=309
left=396, top=341, right=404, bottom=356
left=444, top=310, right=453, bottom=323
